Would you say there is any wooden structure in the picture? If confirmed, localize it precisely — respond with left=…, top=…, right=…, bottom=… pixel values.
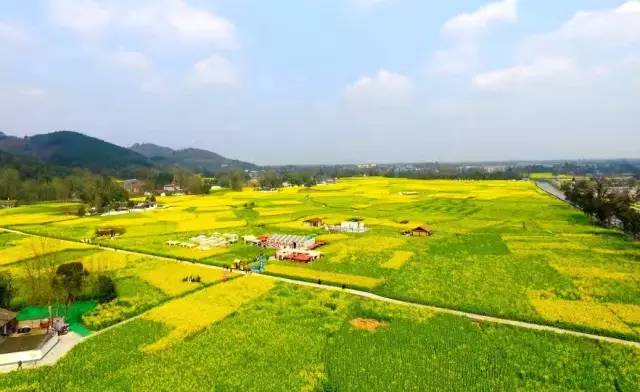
left=0, top=200, right=17, bottom=209
left=0, top=308, right=17, bottom=336
left=95, top=227, right=126, bottom=237
left=403, top=225, right=433, bottom=237
left=303, top=218, right=324, bottom=227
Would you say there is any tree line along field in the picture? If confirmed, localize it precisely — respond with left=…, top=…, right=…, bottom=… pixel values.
left=1, top=177, right=640, bottom=341
left=0, top=278, right=638, bottom=391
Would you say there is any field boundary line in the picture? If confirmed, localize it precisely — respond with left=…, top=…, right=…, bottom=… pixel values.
left=2, top=226, right=640, bottom=351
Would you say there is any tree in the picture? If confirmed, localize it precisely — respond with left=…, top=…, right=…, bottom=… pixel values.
left=185, top=174, right=207, bottom=194
left=259, top=171, right=282, bottom=189
left=218, top=169, right=245, bottom=191
left=93, top=275, right=116, bottom=303
left=563, top=177, right=640, bottom=238
left=0, top=167, right=21, bottom=200
left=53, top=262, right=88, bottom=308
left=619, top=208, right=640, bottom=239
left=25, top=238, right=60, bottom=306
left=0, top=272, right=14, bottom=309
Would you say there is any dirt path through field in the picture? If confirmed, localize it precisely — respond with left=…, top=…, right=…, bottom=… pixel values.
left=2, top=227, right=640, bottom=352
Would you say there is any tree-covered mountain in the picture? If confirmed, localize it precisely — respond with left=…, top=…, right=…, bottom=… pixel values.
left=130, top=143, right=256, bottom=172
left=0, top=131, right=149, bottom=172
left=0, top=131, right=256, bottom=175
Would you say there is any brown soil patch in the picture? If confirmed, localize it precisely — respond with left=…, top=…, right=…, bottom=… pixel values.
left=350, top=318, right=386, bottom=331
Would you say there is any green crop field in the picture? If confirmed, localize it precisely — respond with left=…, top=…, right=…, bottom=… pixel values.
left=0, top=281, right=638, bottom=391
left=2, top=178, right=640, bottom=341
left=1, top=176, right=640, bottom=391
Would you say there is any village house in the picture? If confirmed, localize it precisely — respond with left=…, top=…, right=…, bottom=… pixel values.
left=325, top=218, right=368, bottom=233
left=163, top=182, right=182, bottom=193
left=0, top=308, right=17, bottom=336
left=403, top=225, right=433, bottom=237
left=303, top=217, right=324, bottom=227
left=123, top=179, right=145, bottom=195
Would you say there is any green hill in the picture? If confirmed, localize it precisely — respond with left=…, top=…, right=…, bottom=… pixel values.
left=0, top=131, right=150, bottom=172
left=130, top=143, right=256, bottom=172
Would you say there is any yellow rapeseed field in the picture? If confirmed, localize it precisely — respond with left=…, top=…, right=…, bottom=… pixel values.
left=265, top=264, right=382, bottom=289
left=0, top=237, right=92, bottom=265
left=81, top=251, right=144, bottom=272
left=139, top=262, right=230, bottom=296
left=528, top=291, right=635, bottom=335
left=382, top=251, right=413, bottom=269
left=321, top=235, right=406, bottom=262
left=142, top=275, right=273, bottom=352
left=607, top=303, right=640, bottom=325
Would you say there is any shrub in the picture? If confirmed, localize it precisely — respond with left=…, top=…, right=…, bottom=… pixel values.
left=94, top=275, right=117, bottom=303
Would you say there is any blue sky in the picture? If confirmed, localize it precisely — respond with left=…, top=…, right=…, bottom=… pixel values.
left=0, top=0, right=638, bottom=164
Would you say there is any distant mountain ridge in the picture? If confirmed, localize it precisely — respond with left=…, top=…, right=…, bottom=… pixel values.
left=0, top=131, right=256, bottom=174
left=130, top=143, right=256, bottom=171
left=0, top=131, right=149, bottom=171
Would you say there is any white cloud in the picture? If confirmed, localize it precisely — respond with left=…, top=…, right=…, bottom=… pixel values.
left=443, top=0, right=517, bottom=38
left=0, top=21, right=29, bottom=45
left=431, top=44, right=478, bottom=75
left=472, top=2, right=640, bottom=91
left=48, top=0, right=236, bottom=49
left=48, top=0, right=111, bottom=34
left=189, top=55, right=237, bottom=86
left=113, top=50, right=152, bottom=71
left=124, top=0, right=236, bottom=49
left=433, top=0, right=517, bottom=76
left=20, top=88, right=45, bottom=98
left=472, top=57, right=575, bottom=90
left=345, top=69, right=413, bottom=105
left=524, top=1, right=640, bottom=59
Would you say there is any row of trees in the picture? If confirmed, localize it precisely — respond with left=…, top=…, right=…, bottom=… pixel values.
left=0, top=167, right=128, bottom=208
left=562, top=178, right=640, bottom=239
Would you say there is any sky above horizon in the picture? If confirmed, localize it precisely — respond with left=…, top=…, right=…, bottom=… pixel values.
left=1, top=0, right=639, bottom=165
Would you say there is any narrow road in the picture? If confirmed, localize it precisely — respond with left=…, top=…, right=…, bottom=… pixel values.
left=535, top=180, right=567, bottom=201
left=2, top=227, right=640, bottom=352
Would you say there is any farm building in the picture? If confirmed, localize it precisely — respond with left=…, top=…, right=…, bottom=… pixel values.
left=242, top=235, right=262, bottom=246
left=303, top=218, right=324, bottom=227
left=189, top=233, right=238, bottom=249
left=0, top=200, right=17, bottom=209
left=95, top=227, right=125, bottom=237
left=0, top=308, right=17, bottom=336
left=163, top=182, right=182, bottom=193
left=123, top=179, right=145, bottom=195
left=327, top=218, right=368, bottom=233
left=266, top=234, right=316, bottom=250
left=275, top=248, right=321, bottom=263
left=403, top=225, right=433, bottom=237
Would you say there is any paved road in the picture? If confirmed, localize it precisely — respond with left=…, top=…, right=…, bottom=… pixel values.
left=535, top=180, right=568, bottom=201
left=2, top=227, right=640, bottom=353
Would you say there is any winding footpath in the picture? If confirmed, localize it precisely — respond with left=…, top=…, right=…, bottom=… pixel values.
left=2, top=226, right=640, bottom=364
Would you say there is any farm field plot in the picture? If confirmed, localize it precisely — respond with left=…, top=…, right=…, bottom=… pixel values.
left=0, top=280, right=638, bottom=391
left=2, top=177, right=640, bottom=339
left=0, top=231, right=233, bottom=331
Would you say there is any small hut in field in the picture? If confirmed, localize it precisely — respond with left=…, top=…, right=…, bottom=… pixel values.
left=303, top=218, right=324, bottom=227
left=403, top=225, right=433, bottom=237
